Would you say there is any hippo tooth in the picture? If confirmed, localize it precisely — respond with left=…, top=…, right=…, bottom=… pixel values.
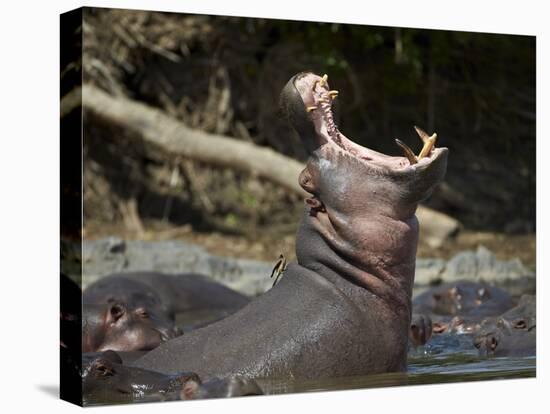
left=414, top=126, right=438, bottom=160
left=395, top=139, right=418, bottom=165
left=328, top=90, right=339, bottom=99
left=318, top=98, right=330, bottom=104
left=417, top=133, right=437, bottom=159
left=414, top=125, right=430, bottom=143
left=320, top=74, right=328, bottom=87
left=306, top=106, right=318, bottom=112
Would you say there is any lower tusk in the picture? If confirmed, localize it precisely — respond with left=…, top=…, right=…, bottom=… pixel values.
left=395, top=139, right=418, bottom=165
left=328, top=90, right=339, bottom=99
left=306, top=106, right=318, bottom=112
left=317, top=98, right=330, bottom=104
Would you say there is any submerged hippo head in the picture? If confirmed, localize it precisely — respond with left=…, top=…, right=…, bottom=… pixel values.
left=473, top=294, right=536, bottom=356
left=82, top=351, right=201, bottom=404
left=280, top=72, right=448, bottom=318
left=183, top=376, right=264, bottom=400
left=409, top=313, right=433, bottom=347
left=83, top=303, right=177, bottom=353
left=473, top=327, right=536, bottom=357
left=413, top=281, right=513, bottom=317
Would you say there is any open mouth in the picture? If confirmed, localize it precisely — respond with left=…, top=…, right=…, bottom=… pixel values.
left=292, top=72, right=446, bottom=172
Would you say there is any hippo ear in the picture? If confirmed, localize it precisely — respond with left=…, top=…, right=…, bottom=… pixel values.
left=107, top=303, right=126, bottom=324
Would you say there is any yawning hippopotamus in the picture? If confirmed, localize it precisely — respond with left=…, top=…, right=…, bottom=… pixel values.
left=132, top=72, right=448, bottom=379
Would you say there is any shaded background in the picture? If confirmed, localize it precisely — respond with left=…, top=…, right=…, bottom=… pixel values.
left=71, top=7, right=535, bottom=266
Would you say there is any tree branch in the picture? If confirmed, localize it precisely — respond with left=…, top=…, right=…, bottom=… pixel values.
left=61, top=85, right=460, bottom=245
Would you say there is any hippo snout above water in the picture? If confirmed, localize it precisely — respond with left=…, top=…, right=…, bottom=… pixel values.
left=132, top=72, right=448, bottom=380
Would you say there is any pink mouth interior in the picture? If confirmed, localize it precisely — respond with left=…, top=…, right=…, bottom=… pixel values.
left=295, top=73, right=437, bottom=171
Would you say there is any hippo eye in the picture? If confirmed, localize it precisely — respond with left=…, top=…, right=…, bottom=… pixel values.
left=513, top=319, right=527, bottom=330
left=110, top=304, right=126, bottom=321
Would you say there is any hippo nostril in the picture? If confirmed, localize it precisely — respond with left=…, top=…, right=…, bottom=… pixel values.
left=160, top=327, right=179, bottom=342
left=135, top=307, right=149, bottom=318
left=176, top=372, right=202, bottom=400
left=513, top=319, right=527, bottom=330
left=489, top=335, right=498, bottom=351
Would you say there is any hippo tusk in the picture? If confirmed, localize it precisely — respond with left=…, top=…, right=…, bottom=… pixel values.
left=414, top=125, right=430, bottom=143
left=328, top=90, right=339, bottom=99
left=414, top=126, right=437, bottom=160
left=317, top=98, right=330, bottom=104
left=395, top=139, right=418, bottom=165
left=306, top=106, right=318, bottom=112
left=320, top=74, right=328, bottom=87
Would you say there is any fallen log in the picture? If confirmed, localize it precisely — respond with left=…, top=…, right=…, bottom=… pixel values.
left=61, top=85, right=461, bottom=246
left=64, top=85, right=306, bottom=196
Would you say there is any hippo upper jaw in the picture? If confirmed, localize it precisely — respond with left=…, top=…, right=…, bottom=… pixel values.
left=281, top=72, right=448, bottom=220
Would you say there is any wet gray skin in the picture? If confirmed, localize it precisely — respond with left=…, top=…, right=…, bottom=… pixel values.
left=473, top=327, right=536, bottom=357
left=84, top=272, right=250, bottom=317
left=85, top=273, right=249, bottom=317
left=413, top=281, right=513, bottom=318
left=495, top=294, right=535, bottom=331
left=132, top=72, right=448, bottom=380
left=82, top=302, right=174, bottom=353
left=82, top=351, right=201, bottom=404
left=473, top=295, right=536, bottom=357
left=474, top=294, right=536, bottom=336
